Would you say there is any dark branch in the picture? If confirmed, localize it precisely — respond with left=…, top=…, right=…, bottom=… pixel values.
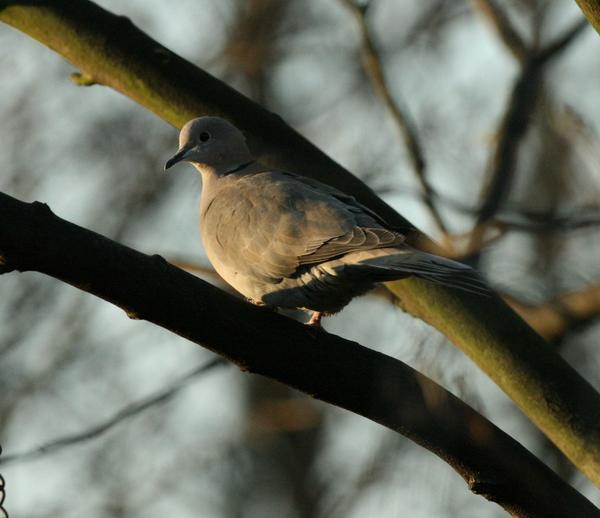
left=0, top=191, right=598, bottom=516
left=474, top=59, right=542, bottom=225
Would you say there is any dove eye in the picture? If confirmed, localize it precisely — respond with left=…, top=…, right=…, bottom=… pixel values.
left=199, top=131, right=211, bottom=142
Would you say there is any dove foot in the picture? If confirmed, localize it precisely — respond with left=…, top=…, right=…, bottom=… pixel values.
left=307, top=311, right=323, bottom=326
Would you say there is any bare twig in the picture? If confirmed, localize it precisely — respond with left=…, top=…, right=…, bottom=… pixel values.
left=324, top=434, right=403, bottom=518
left=434, top=197, right=600, bottom=234
left=397, top=185, right=600, bottom=233
left=400, top=1, right=470, bottom=50
left=0, top=357, right=225, bottom=466
left=468, top=60, right=542, bottom=252
left=471, top=0, right=528, bottom=61
left=469, top=4, right=588, bottom=253
left=406, top=188, right=600, bottom=257
left=537, top=18, right=589, bottom=63
left=492, top=208, right=600, bottom=232
left=550, top=104, right=600, bottom=191
left=339, top=0, right=451, bottom=244
left=505, top=283, right=600, bottom=342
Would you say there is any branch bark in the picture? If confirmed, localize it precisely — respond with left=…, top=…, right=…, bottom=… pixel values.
left=575, top=0, right=600, bottom=35
left=2, top=0, right=600, bottom=486
left=0, top=191, right=598, bottom=517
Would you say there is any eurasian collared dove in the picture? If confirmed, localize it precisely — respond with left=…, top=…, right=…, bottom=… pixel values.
left=165, top=117, right=484, bottom=325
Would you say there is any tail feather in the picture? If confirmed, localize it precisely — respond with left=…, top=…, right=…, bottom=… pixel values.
left=347, top=250, right=489, bottom=296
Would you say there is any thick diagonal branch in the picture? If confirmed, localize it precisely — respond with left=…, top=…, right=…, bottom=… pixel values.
left=0, top=191, right=598, bottom=517
left=575, top=0, right=600, bottom=35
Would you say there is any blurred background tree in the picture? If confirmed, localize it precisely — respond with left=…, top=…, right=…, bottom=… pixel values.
left=1, top=0, right=600, bottom=516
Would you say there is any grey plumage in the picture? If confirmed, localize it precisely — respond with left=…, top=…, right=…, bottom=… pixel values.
left=166, top=117, right=485, bottom=324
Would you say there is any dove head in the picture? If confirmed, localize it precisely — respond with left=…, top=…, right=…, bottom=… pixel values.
left=165, top=117, right=254, bottom=176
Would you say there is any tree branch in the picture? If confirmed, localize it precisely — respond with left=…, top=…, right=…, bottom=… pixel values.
left=537, top=18, right=589, bottom=63
left=0, top=191, right=598, bottom=517
left=394, top=186, right=600, bottom=233
left=2, top=0, right=600, bottom=487
left=471, top=0, right=528, bottom=62
left=575, top=0, right=600, bottom=35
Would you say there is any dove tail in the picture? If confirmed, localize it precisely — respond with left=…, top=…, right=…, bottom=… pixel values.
left=349, top=249, right=489, bottom=296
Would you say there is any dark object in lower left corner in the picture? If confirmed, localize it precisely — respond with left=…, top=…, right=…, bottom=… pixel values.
left=0, top=446, right=8, bottom=518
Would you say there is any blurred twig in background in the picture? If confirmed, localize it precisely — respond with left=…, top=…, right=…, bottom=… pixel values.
left=339, top=0, right=451, bottom=245
left=468, top=0, right=588, bottom=257
left=0, top=358, right=225, bottom=466
left=505, top=282, right=600, bottom=343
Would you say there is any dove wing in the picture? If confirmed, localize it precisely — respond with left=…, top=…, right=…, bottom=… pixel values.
left=201, top=171, right=405, bottom=282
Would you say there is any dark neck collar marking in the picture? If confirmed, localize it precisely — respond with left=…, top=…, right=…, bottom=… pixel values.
left=225, top=160, right=255, bottom=175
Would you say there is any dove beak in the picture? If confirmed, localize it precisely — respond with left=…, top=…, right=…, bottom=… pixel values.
left=164, top=145, right=195, bottom=170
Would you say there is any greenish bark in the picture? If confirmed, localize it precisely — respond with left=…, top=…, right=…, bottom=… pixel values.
left=2, top=0, right=600, bottom=486
left=576, top=0, right=600, bottom=34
